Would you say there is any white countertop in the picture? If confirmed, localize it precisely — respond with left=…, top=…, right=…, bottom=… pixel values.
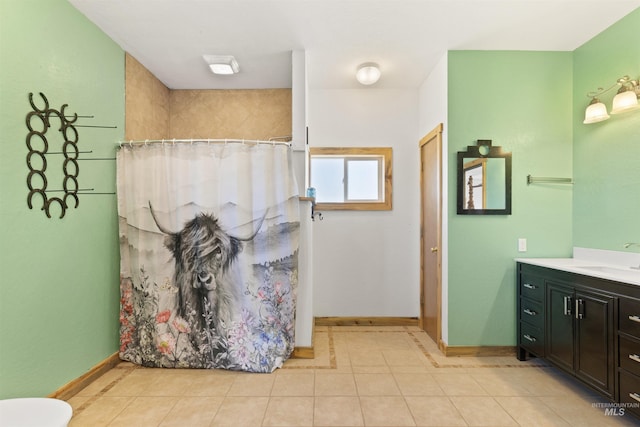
left=516, top=247, right=640, bottom=286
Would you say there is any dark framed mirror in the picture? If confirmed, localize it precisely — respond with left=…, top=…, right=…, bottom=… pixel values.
left=457, top=139, right=511, bottom=215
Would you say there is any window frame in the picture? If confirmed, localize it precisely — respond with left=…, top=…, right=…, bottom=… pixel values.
left=308, top=147, right=392, bottom=211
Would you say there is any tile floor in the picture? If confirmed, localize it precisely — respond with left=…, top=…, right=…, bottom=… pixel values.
left=66, top=326, right=640, bottom=426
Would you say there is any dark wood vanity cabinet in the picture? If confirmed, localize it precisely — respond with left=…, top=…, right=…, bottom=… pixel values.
left=517, top=262, right=640, bottom=408
left=517, top=271, right=546, bottom=359
left=618, top=297, right=640, bottom=416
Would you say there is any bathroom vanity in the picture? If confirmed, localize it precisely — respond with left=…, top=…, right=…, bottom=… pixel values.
left=517, top=251, right=640, bottom=416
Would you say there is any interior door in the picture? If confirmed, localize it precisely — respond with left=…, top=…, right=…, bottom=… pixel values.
left=419, top=124, right=443, bottom=344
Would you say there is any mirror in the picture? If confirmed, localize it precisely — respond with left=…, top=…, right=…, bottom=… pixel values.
left=457, top=139, right=511, bottom=215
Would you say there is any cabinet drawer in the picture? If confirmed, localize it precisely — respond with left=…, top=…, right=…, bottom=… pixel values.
left=520, top=274, right=544, bottom=302
left=620, top=298, right=640, bottom=338
left=520, top=322, right=544, bottom=357
left=520, top=298, right=544, bottom=330
left=620, top=335, right=640, bottom=377
left=618, top=370, right=640, bottom=416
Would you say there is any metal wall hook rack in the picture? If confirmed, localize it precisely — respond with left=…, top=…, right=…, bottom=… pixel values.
left=527, top=175, right=574, bottom=185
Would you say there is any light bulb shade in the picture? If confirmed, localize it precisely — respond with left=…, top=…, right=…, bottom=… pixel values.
left=583, top=100, right=610, bottom=124
left=356, top=63, right=381, bottom=85
left=610, top=90, right=640, bottom=114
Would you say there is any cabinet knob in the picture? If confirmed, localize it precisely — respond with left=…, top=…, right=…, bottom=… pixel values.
left=523, top=283, right=536, bottom=290
left=629, top=315, right=640, bottom=324
left=629, top=354, right=640, bottom=364
left=430, top=247, right=438, bottom=253
left=630, top=393, right=640, bottom=404
left=523, top=334, right=536, bottom=342
left=523, top=308, right=537, bottom=316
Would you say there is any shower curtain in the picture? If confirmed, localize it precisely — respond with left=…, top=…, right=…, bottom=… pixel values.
left=116, top=142, right=300, bottom=372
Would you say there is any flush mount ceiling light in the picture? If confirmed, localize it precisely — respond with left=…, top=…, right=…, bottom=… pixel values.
left=356, top=62, right=381, bottom=85
left=203, top=55, right=239, bottom=75
left=583, top=75, right=640, bottom=124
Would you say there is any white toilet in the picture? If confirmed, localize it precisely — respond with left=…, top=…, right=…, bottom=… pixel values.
left=0, top=398, right=72, bottom=427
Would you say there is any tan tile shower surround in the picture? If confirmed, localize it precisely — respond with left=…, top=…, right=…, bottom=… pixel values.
left=66, top=326, right=638, bottom=426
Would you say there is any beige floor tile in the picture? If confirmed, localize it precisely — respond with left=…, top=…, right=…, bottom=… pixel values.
left=272, top=372, right=315, bottom=396
left=349, top=349, right=387, bottom=366
left=315, top=373, right=357, bottom=396
left=66, top=326, right=640, bottom=427
left=68, top=396, right=132, bottom=427
left=185, top=373, right=236, bottom=396
left=75, top=368, right=130, bottom=396
left=373, top=335, right=414, bottom=350
left=393, top=373, right=445, bottom=396
left=390, top=365, right=432, bottom=374
left=404, top=396, right=467, bottom=426
left=382, top=349, right=426, bottom=366
left=66, top=394, right=92, bottom=413
left=352, top=365, right=391, bottom=374
left=262, top=396, right=314, bottom=426
left=354, top=373, right=401, bottom=396
left=495, top=396, right=571, bottom=426
left=108, top=396, right=177, bottom=427
left=470, top=371, right=533, bottom=396
left=515, top=369, right=586, bottom=397
left=211, top=396, right=268, bottom=426
left=450, top=396, right=517, bottom=426
left=359, top=396, right=416, bottom=426
left=314, top=396, right=364, bottom=426
left=139, top=370, right=197, bottom=396
left=431, top=373, right=488, bottom=396
left=158, top=396, right=223, bottom=426
left=104, top=369, right=158, bottom=397
left=227, top=372, right=275, bottom=396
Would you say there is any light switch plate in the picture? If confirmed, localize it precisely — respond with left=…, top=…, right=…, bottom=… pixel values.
left=518, top=238, right=527, bottom=252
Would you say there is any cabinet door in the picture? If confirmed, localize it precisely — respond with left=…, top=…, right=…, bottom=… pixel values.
left=575, top=290, right=615, bottom=397
left=546, top=282, right=574, bottom=373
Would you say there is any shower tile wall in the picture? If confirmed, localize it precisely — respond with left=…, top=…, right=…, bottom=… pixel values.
left=125, top=53, right=292, bottom=142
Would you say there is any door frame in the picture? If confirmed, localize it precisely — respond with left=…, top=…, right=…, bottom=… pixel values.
left=419, top=123, right=443, bottom=346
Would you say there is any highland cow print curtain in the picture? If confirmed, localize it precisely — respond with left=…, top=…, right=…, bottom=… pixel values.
left=116, top=142, right=300, bottom=372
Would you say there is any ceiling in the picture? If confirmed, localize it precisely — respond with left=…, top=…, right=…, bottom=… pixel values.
left=68, top=0, right=640, bottom=90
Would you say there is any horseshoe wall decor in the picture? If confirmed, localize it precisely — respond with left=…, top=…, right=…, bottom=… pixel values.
left=25, top=92, right=80, bottom=218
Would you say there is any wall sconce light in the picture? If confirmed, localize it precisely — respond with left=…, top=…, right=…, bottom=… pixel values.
left=203, top=55, right=239, bottom=75
left=356, top=62, right=381, bottom=85
left=584, top=75, right=640, bottom=124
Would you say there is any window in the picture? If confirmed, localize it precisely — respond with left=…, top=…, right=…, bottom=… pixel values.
left=309, top=147, right=392, bottom=210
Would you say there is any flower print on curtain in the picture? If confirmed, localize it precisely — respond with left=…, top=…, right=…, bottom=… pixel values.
left=116, top=142, right=300, bottom=372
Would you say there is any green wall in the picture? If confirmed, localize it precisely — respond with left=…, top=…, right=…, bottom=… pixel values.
left=573, top=8, right=640, bottom=250
left=0, top=0, right=124, bottom=398
left=447, top=51, right=574, bottom=345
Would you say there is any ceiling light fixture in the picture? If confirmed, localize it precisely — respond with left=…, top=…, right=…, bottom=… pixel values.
left=203, top=55, right=239, bottom=75
left=356, top=62, right=381, bottom=85
left=584, top=75, right=640, bottom=124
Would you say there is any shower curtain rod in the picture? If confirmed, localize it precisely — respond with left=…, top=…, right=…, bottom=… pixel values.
left=117, top=138, right=291, bottom=148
